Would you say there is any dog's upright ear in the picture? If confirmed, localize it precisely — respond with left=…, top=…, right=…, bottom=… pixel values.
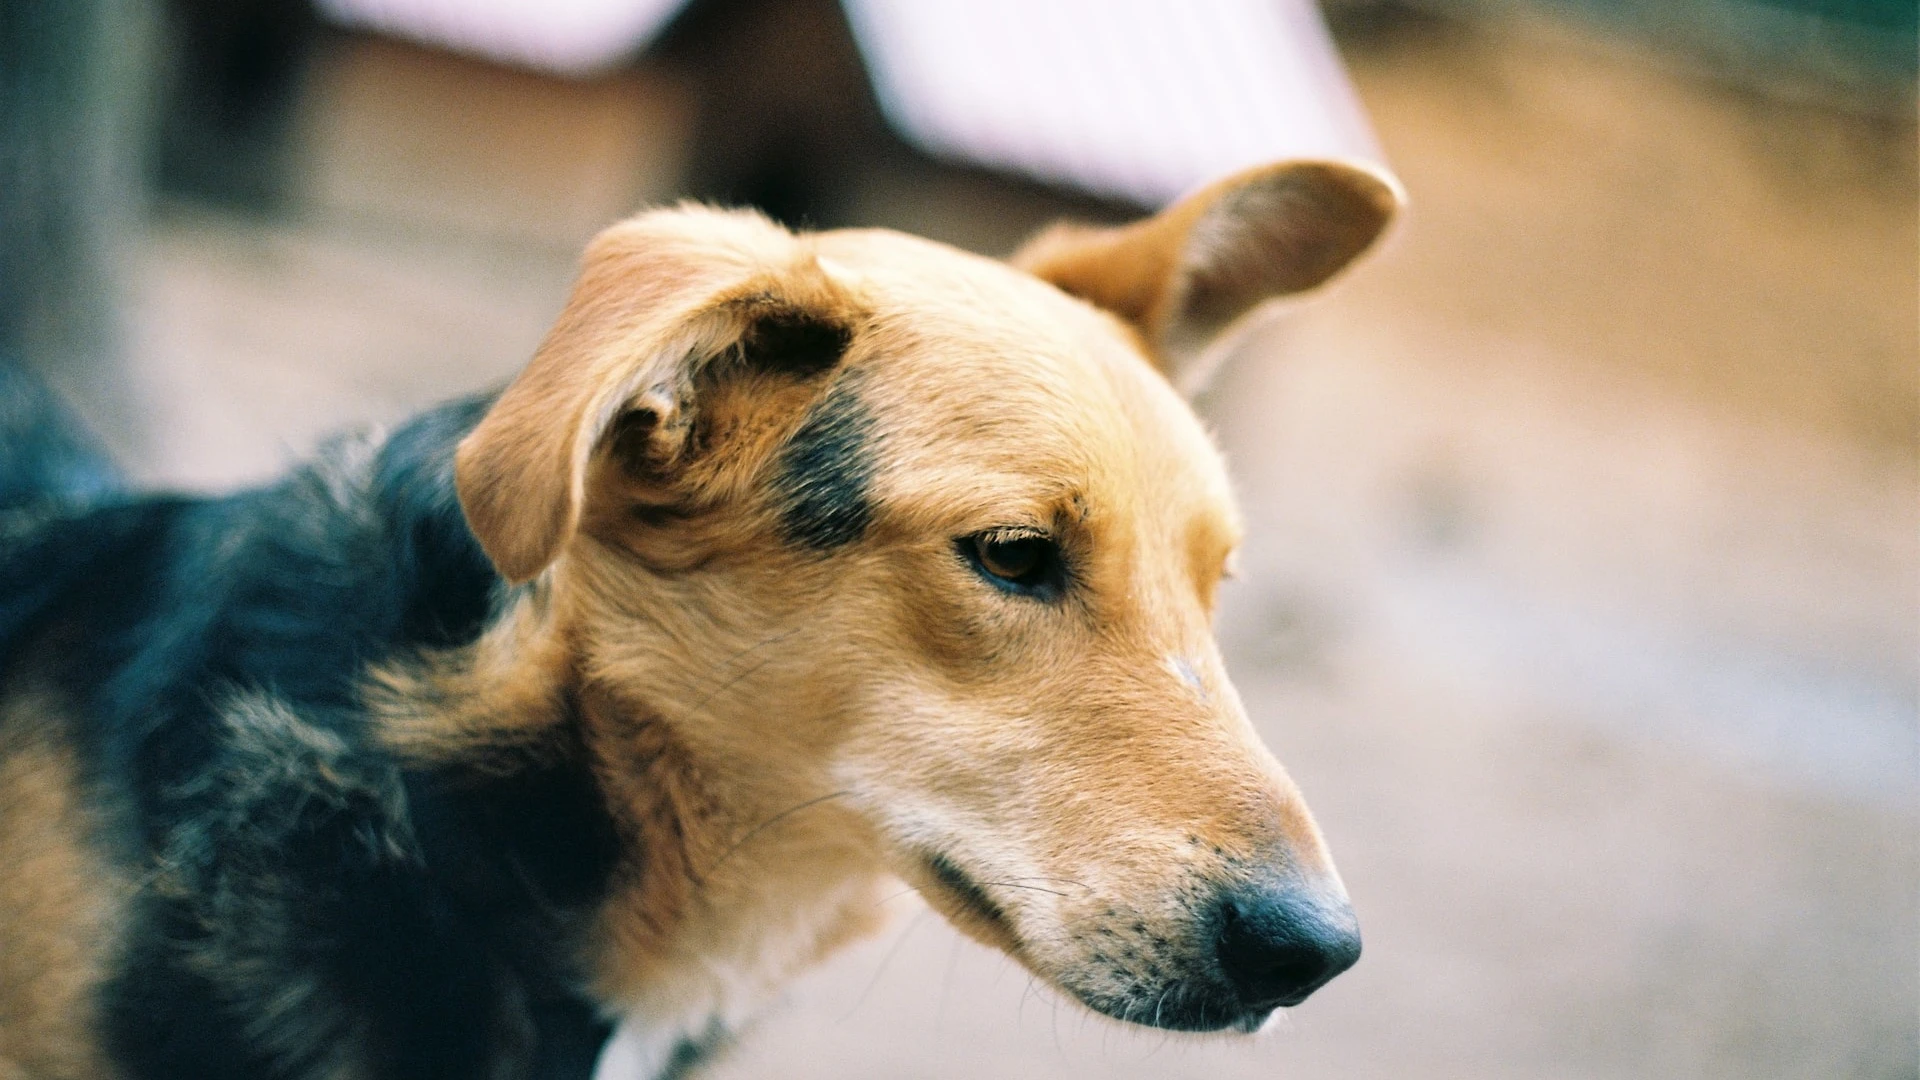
left=1012, top=160, right=1402, bottom=393
left=455, top=207, right=858, bottom=584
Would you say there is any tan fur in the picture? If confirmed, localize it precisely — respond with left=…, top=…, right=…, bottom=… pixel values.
left=1013, top=159, right=1401, bottom=391
left=394, top=161, right=1398, bottom=1033
left=454, top=208, right=869, bottom=583
left=0, top=690, right=129, bottom=1080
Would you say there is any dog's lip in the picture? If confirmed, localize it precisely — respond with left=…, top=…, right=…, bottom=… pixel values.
left=1228, top=1006, right=1277, bottom=1033
left=918, top=850, right=1021, bottom=947
left=1072, top=982, right=1277, bottom=1033
left=914, top=861, right=1288, bottom=1034
left=1251, top=988, right=1314, bottom=1010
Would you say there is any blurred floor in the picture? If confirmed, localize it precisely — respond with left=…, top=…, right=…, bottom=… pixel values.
left=104, top=17, right=1915, bottom=1080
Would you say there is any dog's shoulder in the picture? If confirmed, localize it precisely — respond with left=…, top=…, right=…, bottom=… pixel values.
left=2, top=396, right=623, bottom=1079
left=39, top=396, right=497, bottom=725
left=102, top=690, right=615, bottom=1080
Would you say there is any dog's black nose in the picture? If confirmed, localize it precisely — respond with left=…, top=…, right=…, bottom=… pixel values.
left=1214, top=881, right=1361, bottom=1009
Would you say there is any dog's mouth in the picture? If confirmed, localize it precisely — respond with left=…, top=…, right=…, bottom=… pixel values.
left=918, top=850, right=1020, bottom=950
left=912, top=851, right=1308, bottom=1034
left=915, top=852, right=1264, bottom=1033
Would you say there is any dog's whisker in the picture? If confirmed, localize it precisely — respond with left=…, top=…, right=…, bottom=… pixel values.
left=836, top=908, right=932, bottom=1025
left=681, top=627, right=802, bottom=715
left=699, top=788, right=854, bottom=879
left=706, top=626, right=803, bottom=675
left=972, top=880, right=1074, bottom=898
left=1018, top=971, right=1040, bottom=1026
left=991, top=874, right=1094, bottom=892
left=871, top=884, right=926, bottom=909
left=683, top=651, right=783, bottom=718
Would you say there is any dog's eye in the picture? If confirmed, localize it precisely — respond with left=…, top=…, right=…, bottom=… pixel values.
left=959, top=530, right=1064, bottom=599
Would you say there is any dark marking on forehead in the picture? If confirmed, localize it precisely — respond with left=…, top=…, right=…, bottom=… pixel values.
left=737, top=311, right=851, bottom=378
left=773, top=375, right=876, bottom=550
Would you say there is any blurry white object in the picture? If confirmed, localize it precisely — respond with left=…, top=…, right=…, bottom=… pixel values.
left=317, top=0, right=1385, bottom=207
left=843, top=0, right=1384, bottom=205
left=315, top=0, right=691, bottom=75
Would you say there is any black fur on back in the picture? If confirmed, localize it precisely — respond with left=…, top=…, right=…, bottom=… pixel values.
left=0, top=395, right=629, bottom=1079
left=0, top=353, right=126, bottom=682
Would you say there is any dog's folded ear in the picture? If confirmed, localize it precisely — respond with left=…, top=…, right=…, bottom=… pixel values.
left=1012, top=160, right=1402, bottom=393
left=456, top=208, right=858, bottom=584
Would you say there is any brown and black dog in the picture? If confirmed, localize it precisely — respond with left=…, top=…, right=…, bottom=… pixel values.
left=0, top=159, right=1398, bottom=1080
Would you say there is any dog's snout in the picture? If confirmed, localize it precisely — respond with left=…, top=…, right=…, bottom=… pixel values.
left=1214, top=882, right=1361, bottom=1009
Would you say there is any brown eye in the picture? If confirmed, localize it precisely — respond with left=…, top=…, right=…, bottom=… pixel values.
left=980, top=535, right=1042, bottom=579
left=959, top=530, right=1065, bottom=599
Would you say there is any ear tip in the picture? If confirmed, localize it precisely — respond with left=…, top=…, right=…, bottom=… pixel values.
left=453, top=432, right=559, bottom=586
left=1223, top=157, right=1404, bottom=222
left=462, top=509, right=556, bottom=585
left=1325, top=160, right=1407, bottom=242
left=1267, top=158, right=1406, bottom=272
left=1334, top=164, right=1404, bottom=263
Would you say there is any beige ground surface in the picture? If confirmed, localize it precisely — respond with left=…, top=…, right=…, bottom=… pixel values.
left=87, top=19, right=1915, bottom=1080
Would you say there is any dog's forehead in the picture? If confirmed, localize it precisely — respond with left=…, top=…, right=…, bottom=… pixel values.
left=812, top=228, right=1238, bottom=535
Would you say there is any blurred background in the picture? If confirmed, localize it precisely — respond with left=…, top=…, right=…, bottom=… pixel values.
left=1, top=0, right=1914, bottom=1076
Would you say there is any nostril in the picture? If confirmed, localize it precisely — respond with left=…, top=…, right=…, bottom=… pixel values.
left=1218, top=910, right=1322, bottom=1002
left=1215, top=887, right=1362, bottom=1008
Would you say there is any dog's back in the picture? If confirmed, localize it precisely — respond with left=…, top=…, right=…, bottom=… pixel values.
left=0, top=355, right=123, bottom=652
left=0, top=358, right=136, bottom=1078
left=0, top=381, right=635, bottom=1080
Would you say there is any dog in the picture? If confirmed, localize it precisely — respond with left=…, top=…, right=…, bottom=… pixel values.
left=0, top=159, right=1398, bottom=1080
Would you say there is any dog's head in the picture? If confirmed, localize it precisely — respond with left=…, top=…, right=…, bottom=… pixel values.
left=455, top=161, right=1399, bottom=1032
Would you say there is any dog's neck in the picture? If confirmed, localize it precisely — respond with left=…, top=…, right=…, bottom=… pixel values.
left=573, top=680, right=893, bottom=1039
left=372, top=588, right=897, bottom=1042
